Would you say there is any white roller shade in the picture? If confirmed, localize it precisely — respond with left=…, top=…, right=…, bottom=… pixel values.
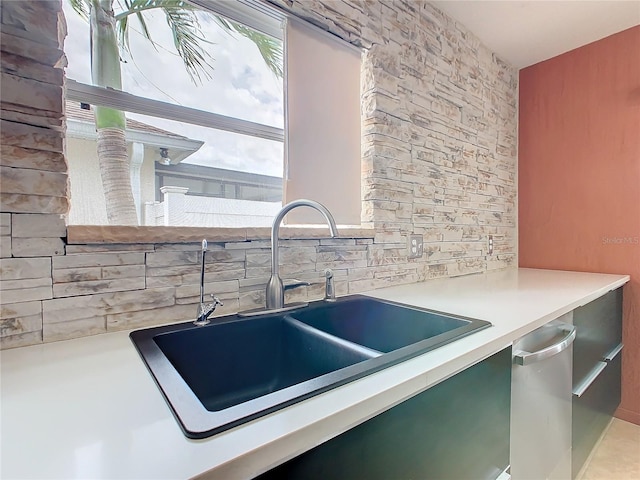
left=284, top=18, right=362, bottom=225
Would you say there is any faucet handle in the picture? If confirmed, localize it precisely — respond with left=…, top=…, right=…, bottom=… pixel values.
left=324, top=269, right=336, bottom=301
left=194, top=296, right=224, bottom=326
left=283, top=279, right=311, bottom=291
left=210, top=295, right=223, bottom=307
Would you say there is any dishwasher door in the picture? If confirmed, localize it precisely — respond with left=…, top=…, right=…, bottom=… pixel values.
left=511, top=312, right=576, bottom=480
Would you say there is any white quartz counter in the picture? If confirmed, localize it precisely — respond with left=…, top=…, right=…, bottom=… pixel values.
left=0, top=268, right=629, bottom=479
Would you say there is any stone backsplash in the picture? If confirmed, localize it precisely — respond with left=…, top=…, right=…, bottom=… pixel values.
left=0, top=0, right=517, bottom=349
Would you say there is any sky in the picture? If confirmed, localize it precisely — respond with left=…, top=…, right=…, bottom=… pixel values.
left=62, top=1, right=284, bottom=177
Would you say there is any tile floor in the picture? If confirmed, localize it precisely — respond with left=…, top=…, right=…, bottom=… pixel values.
left=579, top=418, right=640, bottom=479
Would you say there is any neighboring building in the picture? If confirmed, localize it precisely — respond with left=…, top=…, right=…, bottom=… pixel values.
left=65, top=101, right=283, bottom=227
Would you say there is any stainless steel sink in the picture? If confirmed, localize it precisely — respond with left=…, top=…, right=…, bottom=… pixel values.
left=130, top=295, right=491, bottom=438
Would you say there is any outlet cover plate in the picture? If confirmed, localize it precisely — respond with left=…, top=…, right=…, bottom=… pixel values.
left=408, top=234, right=424, bottom=259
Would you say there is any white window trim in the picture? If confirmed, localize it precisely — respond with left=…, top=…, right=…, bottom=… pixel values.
left=66, top=79, right=284, bottom=142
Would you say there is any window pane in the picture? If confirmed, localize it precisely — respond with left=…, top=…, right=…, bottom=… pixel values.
left=66, top=104, right=282, bottom=226
left=63, top=0, right=284, bottom=228
left=62, top=2, right=284, bottom=127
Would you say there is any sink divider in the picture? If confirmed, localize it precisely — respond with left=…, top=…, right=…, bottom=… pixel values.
left=283, top=315, right=383, bottom=359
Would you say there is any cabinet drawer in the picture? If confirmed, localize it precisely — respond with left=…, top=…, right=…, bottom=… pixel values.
left=572, top=288, right=622, bottom=384
left=572, top=352, right=622, bottom=478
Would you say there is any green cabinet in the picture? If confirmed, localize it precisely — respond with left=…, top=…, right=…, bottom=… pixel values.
left=572, top=287, right=623, bottom=478
left=259, top=348, right=512, bottom=480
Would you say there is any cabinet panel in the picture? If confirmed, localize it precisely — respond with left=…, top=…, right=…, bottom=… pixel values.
left=572, top=353, right=622, bottom=477
left=571, top=287, right=623, bottom=479
left=258, top=348, right=512, bottom=480
left=572, top=288, right=622, bottom=383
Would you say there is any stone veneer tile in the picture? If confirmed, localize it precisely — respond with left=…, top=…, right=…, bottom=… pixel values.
left=245, top=251, right=271, bottom=268
left=43, top=317, right=107, bottom=343
left=244, top=266, right=273, bottom=279
left=52, top=277, right=145, bottom=298
left=175, top=279, right=240, bottom=299
left=65, top=244, right=154, bottom=254
left=1, top=330, right=42, bottom=349
left=11, top=237, right=64, bottom=256
left=145, top=248, right=242, bottom=268
left=181, top=270, right=246, bottom=285
left=1, top=72, right=63, bottom=113
left=0, top=236, right=11, bottom=258
left=0, top=213, right=11, bottom=232
left=224, top=240, right=272, bottom=250
left=0, top=120, right=63, bottom=153
left=239, top=290, right=264, bottom=310
left=1, top=313, right=42, bottom=338
left=42, top=287, right=176, bottom=324
left=277, top=246, right=317, bottom=264
left=1, top=51, right=64, bottom=86
left=145, top=261, right=244, bottom=278
left=0, top=300, right=42, bottom=339
left=53, top=252, right=144, bottom=269
left=0, top=257, right=50, bottom=280
left=0, top=192, right=68, bottom=215
left=53, top=265, right=145, bottom=283
left=0, top=29, right=63, bottom=70
left=1, top=300, right=42, bottom=319
left=0, top=285, right=52, bottom=304
left=12, top=213, right=66, bottom=237
left=0, top=145, right=67, bottom=172
left=106, top=304, right=195, bottom=332
left=175, top=293, right=239, bottom=309
left=2, top=106, right=63, bottom=133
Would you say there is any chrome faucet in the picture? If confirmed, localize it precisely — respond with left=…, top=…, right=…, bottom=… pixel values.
left=194, top=239, right=223, bottom=326
left=266, top=200, right=338, bottom=309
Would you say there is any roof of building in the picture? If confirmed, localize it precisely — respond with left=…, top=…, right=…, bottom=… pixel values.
left=65, top=101, right=188, bottom=139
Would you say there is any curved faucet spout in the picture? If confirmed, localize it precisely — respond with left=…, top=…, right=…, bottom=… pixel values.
left=267, top=199, right=338, bottom=309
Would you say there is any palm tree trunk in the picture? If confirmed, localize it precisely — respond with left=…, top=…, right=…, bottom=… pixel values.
left=90, top=0, right=138, bottom=225
left=96, top=128, right=138, bottom=224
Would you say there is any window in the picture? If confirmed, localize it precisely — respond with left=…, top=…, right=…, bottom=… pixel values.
left=63, top=0, right=361, bottom=228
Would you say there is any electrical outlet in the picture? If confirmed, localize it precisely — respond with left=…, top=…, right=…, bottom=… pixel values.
left=488, top=235, right=494, bottom=255
left=408, top=234, right=424, bottom=259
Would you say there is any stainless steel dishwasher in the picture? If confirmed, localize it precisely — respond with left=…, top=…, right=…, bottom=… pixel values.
left=510, top=312, right=576, bottom=480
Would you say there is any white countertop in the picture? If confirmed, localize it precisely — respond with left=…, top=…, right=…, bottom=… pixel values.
left=1, top=268, right=629, bottom=479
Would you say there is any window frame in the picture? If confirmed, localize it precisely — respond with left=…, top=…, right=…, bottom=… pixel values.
left=64, top=0, right=364, bottom=235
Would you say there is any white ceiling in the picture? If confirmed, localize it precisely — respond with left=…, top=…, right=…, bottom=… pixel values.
left=430, top=1, right=640, bottom=68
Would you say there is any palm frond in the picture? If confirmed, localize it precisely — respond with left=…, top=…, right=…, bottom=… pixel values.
left=229, top=22, right=283, bottom=79
left=78, top=0, right=283, bottom=84
left=67, top=0, right=90, bottom=21
left=211, top=14, right=283, bottom=79
left=112, top=0, right=214, bottom=84
left=116, top=0, right=156, bottom=53
left=161, top=6, right=215, bottom=84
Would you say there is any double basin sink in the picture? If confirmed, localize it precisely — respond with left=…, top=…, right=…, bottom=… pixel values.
left=130, top=295, right=490, bottom=438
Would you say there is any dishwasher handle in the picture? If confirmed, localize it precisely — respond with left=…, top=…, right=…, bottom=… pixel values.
left=513, top=323, right=576, bottom=366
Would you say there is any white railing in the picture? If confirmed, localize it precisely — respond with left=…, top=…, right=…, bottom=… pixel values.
left=144, top=186, right=281, bottom=228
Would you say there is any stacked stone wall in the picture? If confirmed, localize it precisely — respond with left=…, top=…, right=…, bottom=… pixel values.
left=0, top=0, right=517, bottom=349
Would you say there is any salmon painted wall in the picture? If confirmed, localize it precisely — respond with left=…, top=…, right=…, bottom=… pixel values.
left=519, top=26, right=640, bottom=424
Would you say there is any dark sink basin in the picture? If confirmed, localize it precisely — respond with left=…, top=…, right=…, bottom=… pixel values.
left=289, top=297, right=470, bottom=353
left=155, top=315, right=379, bottom=412
left=130, top=295, right=490, bottom=438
